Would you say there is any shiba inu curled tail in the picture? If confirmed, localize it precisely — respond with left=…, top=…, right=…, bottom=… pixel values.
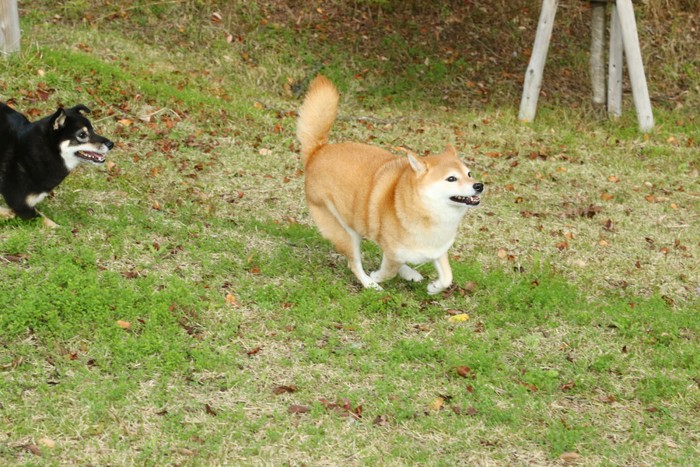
left=297, top=75, right=483, bottom=295
left=297, top=75, right=339, bottom=164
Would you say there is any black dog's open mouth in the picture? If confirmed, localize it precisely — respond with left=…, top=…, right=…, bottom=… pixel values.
left=76, top=151, right=106, bottom=163
left=450, top=195, right=481, bottom=206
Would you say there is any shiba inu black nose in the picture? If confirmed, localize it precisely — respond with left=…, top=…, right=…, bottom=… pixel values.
left=473, top=183, right=484, bottom=193
left=105, top=140, right=114, bottom=150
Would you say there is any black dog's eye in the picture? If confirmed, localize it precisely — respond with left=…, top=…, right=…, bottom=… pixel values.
left=446, top=176, right=457, bottom=182
left=77, top=131, right=89, bottom=141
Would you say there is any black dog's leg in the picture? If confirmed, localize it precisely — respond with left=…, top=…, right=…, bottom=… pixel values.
left=2, top=190, right=39, bottom=219
left=6, top=201, right=38, bottom=220
left=2, top=196, right=57, bottom=228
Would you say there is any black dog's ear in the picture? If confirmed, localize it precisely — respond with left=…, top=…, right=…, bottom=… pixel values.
left=50, top=108, right=67, bottom=131
left=70, top=104, right=91, bottom=114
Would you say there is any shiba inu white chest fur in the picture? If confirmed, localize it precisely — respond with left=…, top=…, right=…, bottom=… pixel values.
left=297, top=76, right=484, bottom=294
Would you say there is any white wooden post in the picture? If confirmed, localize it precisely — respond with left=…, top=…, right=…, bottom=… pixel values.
left=615, top=0, right=654, bottom=131
left=607, top=3, right=623, bottom=117
left=0, top=0, right=20, bottom=56
left=519, top=0, right=558, bottom=123
left=590, top=1, right=607, bottom=105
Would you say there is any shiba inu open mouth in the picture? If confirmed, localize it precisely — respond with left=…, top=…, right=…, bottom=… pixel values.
left=76, top=150, right=106, bottom=164
left=450, top=195, right=481, bottom=206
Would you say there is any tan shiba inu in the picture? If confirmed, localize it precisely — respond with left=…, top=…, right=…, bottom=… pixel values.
left=297, top=76, right=483, bottom=294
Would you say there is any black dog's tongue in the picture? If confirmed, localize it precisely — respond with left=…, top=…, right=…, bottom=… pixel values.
left=77, top=151, right=106, bottom=163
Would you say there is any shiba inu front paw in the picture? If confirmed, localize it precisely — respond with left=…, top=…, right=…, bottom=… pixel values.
left=398, top=265, right=424, bottom=282
left=357, top=270, right=383, bottom=291
left=427, top=280, right=450, bottom=295
left=363, top=278, right=383, bottom=291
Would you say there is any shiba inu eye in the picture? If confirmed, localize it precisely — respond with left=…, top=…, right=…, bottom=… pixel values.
left=468, top=171, right=472, bottom=178
left=76, top=130, right=89, bottom=142
left=446, top=176, right=457, bottom=182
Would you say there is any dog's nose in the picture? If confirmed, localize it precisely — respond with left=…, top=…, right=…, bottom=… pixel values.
left=473, top=182, right=484, bottom=193
left=105, top=140, right=114, bottom=150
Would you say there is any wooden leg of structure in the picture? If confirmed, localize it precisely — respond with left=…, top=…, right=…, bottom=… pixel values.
left=519, top=0, right=559, bottom=123
left=615, top=0, right=654, bottom=131
left=607, top=3, right=623, bottom=118
left=590, top=1, right=607, bottom=105
left=0, top=0, right=21, bottom=55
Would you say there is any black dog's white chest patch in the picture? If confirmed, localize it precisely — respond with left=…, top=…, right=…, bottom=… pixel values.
left=26, top=192, right=48, bottom=207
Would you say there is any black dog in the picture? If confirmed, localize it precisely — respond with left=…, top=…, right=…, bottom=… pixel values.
left=0, top=103, right=113, bottom=227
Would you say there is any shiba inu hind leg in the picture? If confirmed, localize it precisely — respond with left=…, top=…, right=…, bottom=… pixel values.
left=309, top=202, right=381, bottom=290
left=371, top=256, right=424, bottom=284
left=370, top=255, right=403, bottom=283
left=428, top=253, right=453, bottom=295
left=347, top=230, right=382, bottom=290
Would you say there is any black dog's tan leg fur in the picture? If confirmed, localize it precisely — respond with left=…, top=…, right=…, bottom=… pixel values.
left=0, top=206, right=58, bottom=228
left=0, top=207, right=15, bottom=220
left=38, top=211, right=59, bottom=229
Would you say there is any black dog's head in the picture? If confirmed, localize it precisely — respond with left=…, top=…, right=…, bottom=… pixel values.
left=49, top=105, right=114, bottom=170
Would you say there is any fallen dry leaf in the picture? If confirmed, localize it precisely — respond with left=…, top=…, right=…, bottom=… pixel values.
left=559, top=452, right=581, bottom=463
left=519, top=381, right=537, bottom=392
left=598, top=394, right=616, bottom=404
left=38, top=437, right=56, bottom=449
left=448, top=313, right=470, bottom=323
left=560, top=381, right=576, bottom=391
left=288, top=404, right=311, bottom=414
left=245, top=346, right=262, bottom=357
left=1, top=253, right=28, bottom=263
left=455, top=366, right=474, bottom=378
left=320, top=398, right=363, bottom=419
left=175, top=448, right=196, bottom=456
left=204, top=403, right=217, bottom=416
left=24, top=444, right=41, bottom=456
left=373, top=414, right=389, bottom=426
left=429, top=396, right=445, bottom=411
left=272, top=385, right=298, bottom=395
left=225, top=293, right=237, bottom=306
left=116, top=320, right=131, bottom=329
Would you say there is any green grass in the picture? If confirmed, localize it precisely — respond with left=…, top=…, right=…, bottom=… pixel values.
left=1, top=1, right=698, bottom=465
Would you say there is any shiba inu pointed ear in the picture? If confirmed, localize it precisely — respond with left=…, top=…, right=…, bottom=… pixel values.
left=70, top=104, right=91, bottom=114
left=443, top=144, right=457, bottom=156
left=407, top=153, right=427, bottom=175
left=51, top=108, right=67, bottom=131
